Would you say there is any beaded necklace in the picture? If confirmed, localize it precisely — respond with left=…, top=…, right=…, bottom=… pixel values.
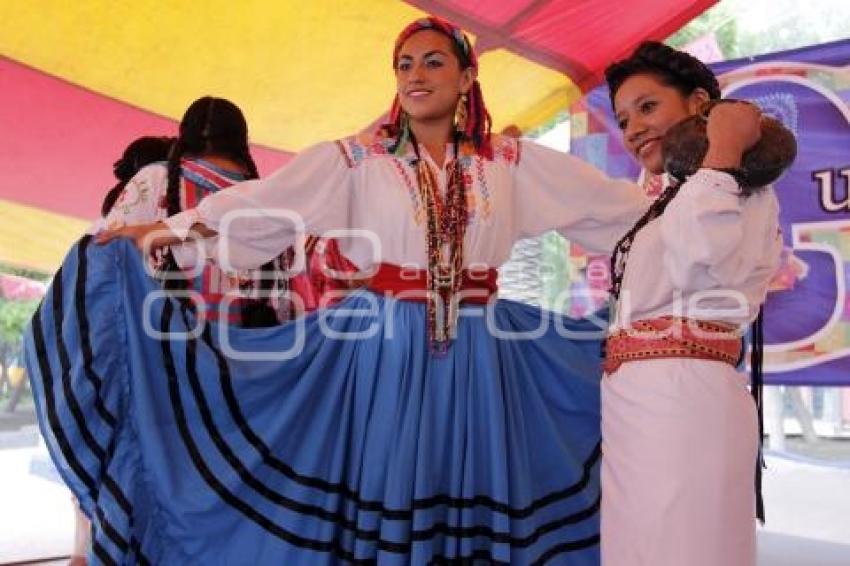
left=609, top=180, right=680, bottom=302
left=408, top=130, right=469, bottom=351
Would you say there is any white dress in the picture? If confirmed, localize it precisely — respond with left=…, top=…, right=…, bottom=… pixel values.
left=601, top=169, right=783, bottom=566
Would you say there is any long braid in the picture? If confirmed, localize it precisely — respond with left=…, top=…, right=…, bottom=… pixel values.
left=239, top=145, right=260, bottom=180
left=233, top=142, right=280, bottom=328
left=165, top=138, right=186, bottom=217
left=160, top=136, right=191, bottom=302
left=160, top=95, right=211, bottom=302
left=609, top=181, right=680, bottom=301
left=751, top=307, right=766, bottom=522
left=466, top=80, right=492, bottom=158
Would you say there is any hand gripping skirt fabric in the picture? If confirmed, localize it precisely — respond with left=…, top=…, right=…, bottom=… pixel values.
left=25, top=238, right=604, bottom=566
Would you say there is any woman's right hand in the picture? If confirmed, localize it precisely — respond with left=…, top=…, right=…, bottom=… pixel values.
left=701, top=101, right=763, bottom=169
left=94, top=221, right=179, bottom=253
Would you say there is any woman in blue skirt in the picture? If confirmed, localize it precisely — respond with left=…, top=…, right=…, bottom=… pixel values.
left=29, top=17, right=650, bottom=565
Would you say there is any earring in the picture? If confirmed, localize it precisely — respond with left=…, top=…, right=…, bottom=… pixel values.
left=454, top=93, right=468, bottom=133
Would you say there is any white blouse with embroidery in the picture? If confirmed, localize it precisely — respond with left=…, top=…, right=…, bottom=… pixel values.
left=104, top=164, right=170, bottom=226
left=164, top=134, right=651, bottom=274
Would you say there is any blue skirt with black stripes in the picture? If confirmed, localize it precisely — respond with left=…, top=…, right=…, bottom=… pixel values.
left=25, top=238, right=605, bottom=565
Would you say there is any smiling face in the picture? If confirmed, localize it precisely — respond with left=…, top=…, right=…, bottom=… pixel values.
left=395, top=29, right=473, bottom=127
left=613, top=73, right=709, bottom=175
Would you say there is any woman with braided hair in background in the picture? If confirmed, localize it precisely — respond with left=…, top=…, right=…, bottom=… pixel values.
left=66, top=98, right=275, bottom=565
left=600, top=41, right=784, bottom=566
left=102, top=96, right=290, bottom=327
left=101, top=136, right=174, bottom=218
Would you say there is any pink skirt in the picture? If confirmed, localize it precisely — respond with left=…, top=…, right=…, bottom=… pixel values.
left=601, top=358, right=758, bottom=566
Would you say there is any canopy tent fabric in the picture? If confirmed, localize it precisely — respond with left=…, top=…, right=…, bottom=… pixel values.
left=0, top=0, right=716, bottom=272
left=405, top=0, right=717, bottom=91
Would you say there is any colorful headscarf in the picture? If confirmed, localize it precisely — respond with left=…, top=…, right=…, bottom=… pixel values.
left=386, top=16, right=493, bottom=159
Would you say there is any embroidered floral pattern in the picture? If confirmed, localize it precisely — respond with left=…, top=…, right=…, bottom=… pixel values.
left=338, top=133, right=395, bottom=168
left=474, top=158, right=491, bottom=220
left=393, top=157, right=425, bottom=225
left=335, top=133, right=518, bottom=225
left=115, top=178, right=152, bottom=216
left=492, top=134, right=520, bottom=165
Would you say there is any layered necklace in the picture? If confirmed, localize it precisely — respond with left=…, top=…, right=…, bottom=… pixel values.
left=407, top=130, right=469, bottom=351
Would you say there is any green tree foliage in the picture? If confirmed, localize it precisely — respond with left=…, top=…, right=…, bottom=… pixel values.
left=667, top=2, right=738, bottom=55
left=0, top=297, right=39, bottom=397
left=668, top=0, right=850, bottom=60
left=0, top=298, right=39, bottom=345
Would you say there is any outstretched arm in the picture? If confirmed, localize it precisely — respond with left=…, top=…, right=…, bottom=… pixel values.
left=97, top=141, right=352, bottom=270
left=513, top=140, right=651, bottom=255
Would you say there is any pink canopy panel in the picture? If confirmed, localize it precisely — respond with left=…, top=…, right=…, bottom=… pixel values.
left=0, top=58, right=292, bottom=221
left=406, top=0, right=718, bottom=90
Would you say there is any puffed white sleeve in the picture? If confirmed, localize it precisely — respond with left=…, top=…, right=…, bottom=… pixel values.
left=513, top=141, right=651, bottom=255
left=103, top=164, right=168, bottom=228
left=660, top=169, right=783, bottom=291
left=164, top=141, right=352, bottom=270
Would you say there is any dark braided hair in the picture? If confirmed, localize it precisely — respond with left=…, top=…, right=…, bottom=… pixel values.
left=161, top=97, right=277, bottom=327
left=604, top=41, right=721, bottom=111
left=164, top=96, right=258, bottom=216
left=101, top=136, right=173, bottom=217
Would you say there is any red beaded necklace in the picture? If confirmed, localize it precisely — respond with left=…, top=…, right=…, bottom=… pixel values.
left=408, top=131, right=469, bottom=351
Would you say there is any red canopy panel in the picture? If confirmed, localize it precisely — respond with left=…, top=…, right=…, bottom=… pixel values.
left=407, top=0, right=718, bottom=90
left=0, top=57, right=292, bottom=220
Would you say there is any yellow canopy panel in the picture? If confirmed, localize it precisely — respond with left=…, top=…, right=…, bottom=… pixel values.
left=0, top=199, right=89, bottom=273
left=0, top=0, right=580, bottom=152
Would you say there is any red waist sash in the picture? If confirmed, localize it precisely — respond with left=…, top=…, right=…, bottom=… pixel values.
left=367, top=263, right=497, bottom=304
